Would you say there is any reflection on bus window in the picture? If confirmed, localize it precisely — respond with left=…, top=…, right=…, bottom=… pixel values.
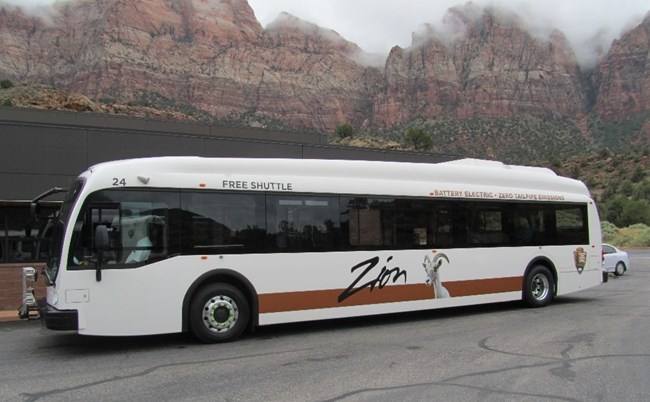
left=181, top=192, right=265, bottom=254
left=68, top=190, right=179, bottom=268
left=342, top=197, right=394, bottom=248
left=267, top=195, right=341, bottom=252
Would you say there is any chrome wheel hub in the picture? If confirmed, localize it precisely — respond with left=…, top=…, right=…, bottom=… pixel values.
left=202, top=295, right=239, bottom=333
left=531, top=273, right=550, bottom=301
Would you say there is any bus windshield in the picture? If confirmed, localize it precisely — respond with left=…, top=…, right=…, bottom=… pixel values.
left=45, top=179, right=85, bottom=282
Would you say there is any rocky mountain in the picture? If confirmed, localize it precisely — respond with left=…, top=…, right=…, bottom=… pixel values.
left=0, top=0, right=378, bottom=131
left=594, top=15, right=650, bottom=119
left=0, top=0, right=648, bottom=158
left=373, top=4, right=587, bottom=127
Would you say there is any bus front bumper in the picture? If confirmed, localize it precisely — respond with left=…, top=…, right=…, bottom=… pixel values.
left=39, top=299, right=78, bottom=331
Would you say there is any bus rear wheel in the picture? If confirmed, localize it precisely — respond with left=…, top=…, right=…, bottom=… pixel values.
left=523, top=265, right=555, bottom=308
left=190, top=283, right=249, bottom=343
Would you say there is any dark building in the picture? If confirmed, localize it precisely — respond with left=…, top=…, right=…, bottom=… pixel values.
left=0, top=106, right=455, bottom=264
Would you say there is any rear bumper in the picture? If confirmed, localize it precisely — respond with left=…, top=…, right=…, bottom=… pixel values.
left=39, top=299, right=78, bottom=331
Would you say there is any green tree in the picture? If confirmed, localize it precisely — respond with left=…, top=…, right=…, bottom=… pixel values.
left=633, top=180, right=650, bottom=202
left=631, top=166, right=646, bottom=183
left=0, top=79, right=13, bottom=89
left=404, top=127, right=433, bottom=151
left=335, top=123, right=354, bottom=139
left=571, top=165, right=581, bottom=179
left=602, top=196, right=650, bottom=227
left=619, top=199, right=650, bottom=227
left=599, top=147, right=612, bottom=158
left=622, top=180, right=634, bottom=197
left=602, top=196, right=626, bottom=225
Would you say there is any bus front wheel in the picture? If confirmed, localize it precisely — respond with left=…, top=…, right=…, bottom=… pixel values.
left=190, top=283, right=249, bottom=343
left=523, top=265, right=555, bottom=308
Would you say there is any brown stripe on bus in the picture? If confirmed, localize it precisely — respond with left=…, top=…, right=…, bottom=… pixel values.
left=258, top=276, right=523, bottom=313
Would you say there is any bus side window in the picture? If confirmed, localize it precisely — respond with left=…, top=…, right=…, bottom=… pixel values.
left=555, top=206, right=588, bottom=244
left=433, top=208, right=454, bottom=248
left=266, top=195, right=340, bottom=252
left=395, top=199, right=434, bottom=248
left=343, top=197, right=395, bottom=249
left=181, top=192, right=266, bottom=254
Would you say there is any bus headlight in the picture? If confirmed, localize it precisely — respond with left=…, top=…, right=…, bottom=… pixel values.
left=51, top=290, right=58, bottom=306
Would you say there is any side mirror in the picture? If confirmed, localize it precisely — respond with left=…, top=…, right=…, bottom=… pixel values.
left=94, top=225, right=110, bottom=251
left=94, top=225, right=109, bottom=282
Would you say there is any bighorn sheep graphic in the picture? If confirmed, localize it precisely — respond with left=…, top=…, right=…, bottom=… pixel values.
left=423, top=252, right=450, bottom=298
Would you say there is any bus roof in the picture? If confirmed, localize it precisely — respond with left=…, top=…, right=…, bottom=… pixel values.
left=85, top=157, right=591, bottom=202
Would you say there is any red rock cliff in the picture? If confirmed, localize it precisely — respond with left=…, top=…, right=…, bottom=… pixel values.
left=594, top=14, right=650, bottom=119
left=0, top=0, right=648, bottom=133
left=372, top=5, right=587, bottom=127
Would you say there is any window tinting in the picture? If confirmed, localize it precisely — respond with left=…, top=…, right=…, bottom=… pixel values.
left=64, top=188, right=590, bottom=268
left=342, top=197, right=395, bottom=248
left=469, top=207, right=508, bottom=246
left=395, top=200, right=434, bottom=248
left=554, top=206, right=588, bottom=245
left=267, top=195, right=341, bottom=252
left=181, top=192, right=265, bottom=253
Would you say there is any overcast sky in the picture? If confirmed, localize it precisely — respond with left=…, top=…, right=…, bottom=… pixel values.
left=249, top=0, right=649, bottom=68
left=4, top=0, right=650, bottom=68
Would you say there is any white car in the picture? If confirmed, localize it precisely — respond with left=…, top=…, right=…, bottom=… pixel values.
left=602, top=243, right=630, bottom=276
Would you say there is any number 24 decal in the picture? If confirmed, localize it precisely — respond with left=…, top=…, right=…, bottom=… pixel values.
left=113, top=178, right=126, bottom=186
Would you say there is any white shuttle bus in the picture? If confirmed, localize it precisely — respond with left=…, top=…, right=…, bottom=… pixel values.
left=35, top=157, right=604, bottom=342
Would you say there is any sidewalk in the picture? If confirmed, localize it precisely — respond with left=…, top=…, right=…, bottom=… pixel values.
left=0, top=310, right=21, bottom=322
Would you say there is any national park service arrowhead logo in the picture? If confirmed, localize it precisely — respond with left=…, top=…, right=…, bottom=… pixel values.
left=574, top=247, right=587, bottom=274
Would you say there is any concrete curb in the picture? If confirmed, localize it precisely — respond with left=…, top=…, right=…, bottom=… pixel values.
left=0, top=311, right=21, bottom=322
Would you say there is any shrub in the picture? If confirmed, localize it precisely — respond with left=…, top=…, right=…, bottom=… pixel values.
left=585, top=177, right=597, bottom=188
left=631, top=166, right=646, bottom=183
left=0, top=79, right=13, bottom=89
left=404, top=127, right=433, bottom=151
left=1, top=98, right=12, bottom=107
left=601, top=221, right=618, bottom=241
left=335, top=123, right=354, bottom=139
left=621, top=180, right=634, bottom=197
left=599, top=147, right=612, bottom=158
left=617, top=224, right=650, bottom=247
left=633, top=180, right=650, bottom=202
left=602, top=222, right=650, bottom=247
left=571, top=165, right=581, bottom=179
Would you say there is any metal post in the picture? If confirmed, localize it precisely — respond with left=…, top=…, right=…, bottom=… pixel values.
left=18, top=267, right=39, bottom=319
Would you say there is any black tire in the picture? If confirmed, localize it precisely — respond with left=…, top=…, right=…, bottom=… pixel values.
left=523, top=265, right=555, bottom=308
left=614, top=262, right=626, bottom=276
left=190, top=283, right=249, bottom=343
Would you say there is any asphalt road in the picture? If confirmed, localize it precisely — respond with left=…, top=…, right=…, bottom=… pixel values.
left=1, top=250, right=649, bottom=402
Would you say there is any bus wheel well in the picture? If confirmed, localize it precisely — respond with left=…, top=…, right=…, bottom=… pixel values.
left=182, top=269, right=259, bottom=334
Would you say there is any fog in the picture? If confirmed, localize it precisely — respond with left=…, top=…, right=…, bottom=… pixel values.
left=3, top=0, right=649, bottom=69
left=251, top=0, right=649, bottom=69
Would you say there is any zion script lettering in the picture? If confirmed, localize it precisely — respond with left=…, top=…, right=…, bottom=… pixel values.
left=338, top=256, right=407, bottom=303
